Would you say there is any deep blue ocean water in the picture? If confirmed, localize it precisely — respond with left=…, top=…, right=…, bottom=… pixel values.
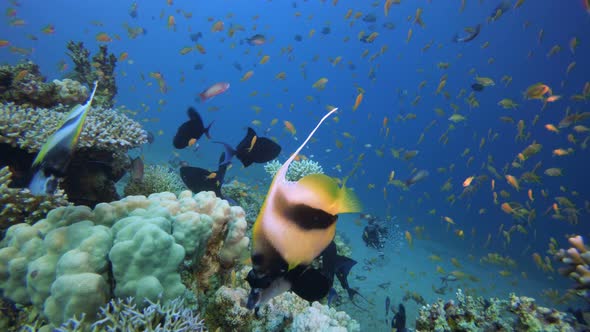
left=2, top=0, right=589, bottom=329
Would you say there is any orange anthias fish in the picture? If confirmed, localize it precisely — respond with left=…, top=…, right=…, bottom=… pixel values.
left=199, top=82, right=230, bottom=102
left=352, top=92, right=363, bottom=111
left=96, top=32, right=112, bottom=42
left=284, top=120, right=296, bottom=135
left=463, top=176, right=475, bottom=187
left=247, top=107, right=361, bottom=309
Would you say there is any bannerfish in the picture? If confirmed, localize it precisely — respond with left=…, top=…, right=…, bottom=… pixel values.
left=216, top=127, right=281, bottom=167
left=199, top=82, right=230, bottom=102
left=28, top=81, right=99, bottom=195
left=173, top=107, right=213, bottom=149
left=180, top=152, right=228, bottom=198
left=245, top=107, right=362, bottom=310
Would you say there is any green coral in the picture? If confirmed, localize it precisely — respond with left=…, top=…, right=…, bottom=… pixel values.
left=264, top=159, right=324, bottom=181
left=124, top=165, right=186, bottom=196
left=66, top=41, right=117, bottom=108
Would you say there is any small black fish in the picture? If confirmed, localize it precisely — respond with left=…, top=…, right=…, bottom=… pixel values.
left=392, top=304, right=407, bottom=331
left=385, top=296, right=390, bottom=318
left=130, top=157, right=144, bottom=181
left=180, top=153, right=228, bottom=198
left=173, top=107, right=213, bottom=149
left=233, top=62, right=242, bottom=71
left=246, top=34, right=266, bottom=46
left=190, top=32, right=202, bottom=42
left=146, top=131, right=155, bottom=144
left=294, top=34, right=302, bottom=42
left=321, top=27, right=331, bottom=35
left=215, top=127, right=281, bottom=167
left=362, top=13, right=377, bottom=23
left=471, top=83, right=485, bottom=92
left=194, top=63, right=205, bottom=70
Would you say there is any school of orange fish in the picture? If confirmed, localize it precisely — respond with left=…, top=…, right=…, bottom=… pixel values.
left=3, top=0, right=590, bottom=308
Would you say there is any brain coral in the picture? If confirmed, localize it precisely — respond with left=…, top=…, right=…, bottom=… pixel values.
left=0, top=190, right=249, bottom=329
left=0, top=102, right=147, bottom=153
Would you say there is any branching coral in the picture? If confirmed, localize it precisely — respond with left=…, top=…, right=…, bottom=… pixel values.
left=0, top=166, right=70, bottom=232
left=416, top=289, right=577, bottom=331
left=555, top=235, right=590, bottom=301
left=53, top=297, right=205, bottom=332
left=66, top=41, right=117, bottom=108
left=124, top=165, right=186, bottom=196
left=264, top=158, right=324, bottom=181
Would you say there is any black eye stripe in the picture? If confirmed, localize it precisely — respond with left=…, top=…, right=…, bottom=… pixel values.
left=282, top=203, right=337, bottom=230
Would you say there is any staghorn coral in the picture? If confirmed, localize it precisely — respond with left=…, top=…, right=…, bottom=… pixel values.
left=555, top=235, right=590, bottom=301
left=0, top=103, right=147, bottom=153
left=0, top=166, right=70, bottom=232
left=66, top=41, right=117, bottom=108
left=54, top=297, right=205, bottom=332
left=264, top=158, right=324, bottom=181
left=124, top=164, right=186, bottom=196
left=416, top=289, right=577, bottom=331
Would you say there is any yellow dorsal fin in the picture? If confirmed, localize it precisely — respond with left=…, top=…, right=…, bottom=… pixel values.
left=297, top=173, right=362, bottom=215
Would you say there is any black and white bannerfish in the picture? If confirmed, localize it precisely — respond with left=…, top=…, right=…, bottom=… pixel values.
left=245, top=107, right=362, bottom=310
left=28, top=81, right=99, bottom=195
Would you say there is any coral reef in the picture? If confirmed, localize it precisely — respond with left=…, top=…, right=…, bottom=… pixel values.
left=124, top=164, right=186, bottom=197
left=264, top=158, right=324, bottom=181
left=221, top=179, right=265, bottom=224
left=0, top=166, right=70, bottom=233
left=0, top=101, right=146, bottom=207
left=0, top=103, right=146, bottom=153
left=555, top=235, right=590, bottom=301
left=87, top=297, right=205, bottom=332
left=206, top=285, right=360, bottom=331
left=0, top=191, right=249, bottom=330
left=0, top=62, right=88, bottom=108
left=415, top=289, right=578, bottom=331
left=66, top=41, right=117, bottom=108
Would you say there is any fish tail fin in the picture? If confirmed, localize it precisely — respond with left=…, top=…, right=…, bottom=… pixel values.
left=214, top=141, right=236, bottom=165
left=205, top=121, right=214, bottom=139
left=335, top=183, right=362, bottom=214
